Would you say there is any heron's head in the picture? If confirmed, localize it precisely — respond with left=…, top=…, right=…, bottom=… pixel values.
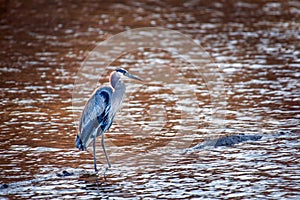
left=110, top=68, right=142, bottom=88
left=115, top=68, right=142, bottom=81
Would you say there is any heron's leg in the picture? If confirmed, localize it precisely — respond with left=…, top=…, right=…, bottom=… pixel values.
left=101, top=133, right=111, bottom=168
left=93, top=136, right=98, bottom=172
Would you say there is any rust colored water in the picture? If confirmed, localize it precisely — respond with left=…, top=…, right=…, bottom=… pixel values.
left=1, top=0, right=299, bottom=199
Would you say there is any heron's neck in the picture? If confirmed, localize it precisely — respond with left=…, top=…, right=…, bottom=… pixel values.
left=113, top=80, right=125, bottom=97
left=111, top=80, right=126, bottom=115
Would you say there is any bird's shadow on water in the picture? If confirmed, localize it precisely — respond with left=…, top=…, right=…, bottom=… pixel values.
left=77, top=168, right=139, bottom=198
left=67, top=169, right=126, bottom=199
left=78, top=171, right=108, bottom=192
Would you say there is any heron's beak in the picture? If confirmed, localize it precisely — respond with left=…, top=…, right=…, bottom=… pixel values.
left=124, top=72, right=142, bottom=82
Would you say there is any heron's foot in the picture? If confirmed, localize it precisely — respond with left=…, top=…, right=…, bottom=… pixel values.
left=102, top=166, right=109, bottom=174
left=95, top=165, right=110, bottom=178
left=94, top=162, right=99, bottom=173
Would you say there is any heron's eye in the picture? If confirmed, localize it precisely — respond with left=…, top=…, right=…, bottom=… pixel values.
left=116, top=68, right=127, bottom=74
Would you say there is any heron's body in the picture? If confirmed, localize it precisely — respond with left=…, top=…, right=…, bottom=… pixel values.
left=75, top=68, right=141, bottom=172
left=76, top=86, right=115, bottom=151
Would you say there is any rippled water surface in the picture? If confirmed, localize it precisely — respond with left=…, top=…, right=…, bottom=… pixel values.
left=1, top=0, right=300, bottom=199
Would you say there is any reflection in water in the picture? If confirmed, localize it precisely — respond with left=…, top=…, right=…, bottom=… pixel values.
left=1, top=0, right=300, bottom=199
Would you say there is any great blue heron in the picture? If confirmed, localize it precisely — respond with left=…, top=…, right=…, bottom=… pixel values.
left=75, top=68, right=142, bottom=172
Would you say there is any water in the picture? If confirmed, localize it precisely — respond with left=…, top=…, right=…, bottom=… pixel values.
left=1, top=0, right=300, bottom=199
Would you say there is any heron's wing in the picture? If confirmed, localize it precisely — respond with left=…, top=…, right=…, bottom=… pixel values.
left=76, top=86, right=112, bottom=150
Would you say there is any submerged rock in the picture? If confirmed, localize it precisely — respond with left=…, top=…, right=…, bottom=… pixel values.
left=56, top=170, right=74, bottom=177
left=188, top=133, right=262, bottom=152
left=185, top=130, right=293, bottom=153
left=213, top=134, right=262, bottom=147
left=0, top=183, right=8, bottom=189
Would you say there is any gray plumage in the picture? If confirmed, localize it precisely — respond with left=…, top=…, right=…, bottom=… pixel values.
left=75, top=68, right=142, bottom=172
